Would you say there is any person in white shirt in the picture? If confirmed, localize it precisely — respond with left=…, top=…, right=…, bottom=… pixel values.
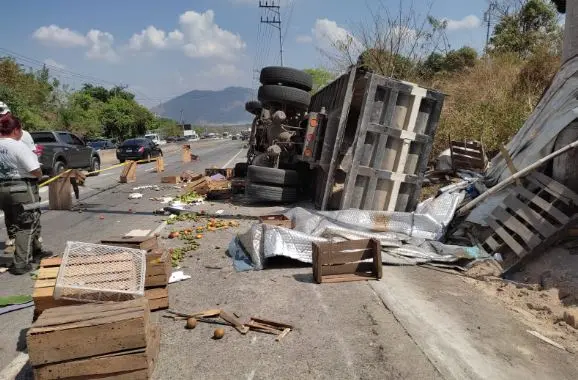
left=0, top=102, right=38, bottom=247
left=0, top=113, right=51, bottom=274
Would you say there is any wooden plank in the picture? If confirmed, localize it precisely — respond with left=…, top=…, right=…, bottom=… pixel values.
left=40, top=257, right=62, bottom=267
left=38, top=267, right=60, bottom=279
left=312, top=245, right=322, bottom=284
left=35, top=279, right=56, bottom=288
left=145, top=287, right=168, bottom=300
left=33, top=307, right=146, bottom=331
left=148, top=297, right=169, bottom=311
left=450, top=147, right=485, bottom=159
left=320, top=273, right=377, bottom=283
left=450, top=140, right=483, bottom=149
left=28, top=315, right=148, bottom=365
left=320, top=262, right=375, bottom=276
left=146, top=274, right=169, bottom=287
left=491, top=206, right=542, bottom=249
left=484, top=235, right=502, bottom=252
left=161, top=175, right=181, bottom=184
left=370, top=238, right=383, bottom=280
left=38, top=298, right=147, bottom=319
left=503, top=194, right=557, bottom=237
left=514, top=186, right=570, bottom=224
left=220, top=310, right=249, bottom=334
left=499, top=146, right=521, bottom=186
left=485, top=216, right=526, bottom=257
left=315, top=247, right=373, bottom=265
left=101, top=236, right=158, bottom=251
left=527, top=172, right=578, bottom=205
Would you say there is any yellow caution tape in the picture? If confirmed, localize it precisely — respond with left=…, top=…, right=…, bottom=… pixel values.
left=38, top=157, right=161, bottom=188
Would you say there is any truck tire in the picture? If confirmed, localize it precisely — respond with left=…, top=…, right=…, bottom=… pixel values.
left=53, top=160, right=66, bottom=176
left=247, top=165, right=299, bottom=186
left=258, top=85, right=311, bottom=110
left=89, top=156, right=101, bottom=176
left=245, top=182, right=298, bottom=203
left=260, top=67, right=313, bottom=92
left=234, top=162, right=249, bottom=178
left=245, top=101, right=262, bottom=115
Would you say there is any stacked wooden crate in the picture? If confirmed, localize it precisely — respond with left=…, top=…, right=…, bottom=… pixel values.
left=32, top=257, right=79, bottom=319
left=27, top=298, right=159, bottom=380
left=100, top=236, right=171, bottom=311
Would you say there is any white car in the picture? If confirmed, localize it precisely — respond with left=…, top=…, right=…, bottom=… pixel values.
left=144, top=133, right=167, bottom=145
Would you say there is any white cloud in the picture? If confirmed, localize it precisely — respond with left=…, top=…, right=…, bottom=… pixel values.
left=43, top=58, right=66, bottom=70
left=33, top=25, right=119, bottom=62
left=33, top=25, right=87, bottom=48
left=85, top=30, right=119, bottom=62
left=312, top=18, right=361, bottom=53
left=204, top=63, right=242, bottom=77
left=128, top=26, right=183, bottom=51
left=296, top=35, right=313, bottom=43
left=179, top=10, right=245, bottom=60
left=444, top=15, right=481, bottom=31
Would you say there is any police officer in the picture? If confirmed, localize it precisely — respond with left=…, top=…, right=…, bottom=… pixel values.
left=0, top=113, right=51, bottom=274
left=0, top=101, right=37, bottom=248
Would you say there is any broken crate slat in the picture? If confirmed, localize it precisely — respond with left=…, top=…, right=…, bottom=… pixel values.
left=503, top=193, right=557, bottom=237
left=100, top=235, right=158, bottom=252
left=528, top=171, right=578, bottom=205
left=514, top=186, right=570, bottom=224
left=485, top=216, right=526, bottom=257
left=312, top=238, right=382, bottom=284
left=490, top=206, right=542, bottom=249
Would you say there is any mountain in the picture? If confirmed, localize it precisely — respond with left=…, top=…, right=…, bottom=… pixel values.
left=152, top=87, right=255, bottom=125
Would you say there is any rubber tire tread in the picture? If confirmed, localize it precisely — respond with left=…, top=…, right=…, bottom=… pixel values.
left=247, top=165, right=299, bottom=186
left=258, top=85, right=311, bottom=109
left=89, top=157, right=101, bottom=176
left=245, top=182, right=298, bottom=203
left=234, top=162, right=249, bottom=178
left=260, top=66, right=313, bottom=91
left=245, top=101, right=262, bottom=115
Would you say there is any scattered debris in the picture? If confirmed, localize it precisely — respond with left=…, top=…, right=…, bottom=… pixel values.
left=128, top=192, right=143, bottom=199
left=259, top=214, right=293, bottom=229
left=527, top=330, right=566, bottom=351
left=0, top=295, right=33, bottom=306
left=169, top=270, right=191, bottom=283
left=133, top=185, right=161, bottom=191
left=246, top=317, right=293, bottom=341
left=215, top=209, right=224, bottom=215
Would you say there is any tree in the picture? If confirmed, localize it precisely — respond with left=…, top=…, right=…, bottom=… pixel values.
left=490, top=0, right=562, bottom=56
left=303, top=68, right=335, bottom=93
left=419, top=46, right=478, bottom=78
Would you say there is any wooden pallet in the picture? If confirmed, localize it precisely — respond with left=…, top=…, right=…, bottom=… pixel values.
left=450, top=139, right=487, bottom=172
left=482, top=172, right=578, bottom=273
left=312, top=239, right=382, bottom=283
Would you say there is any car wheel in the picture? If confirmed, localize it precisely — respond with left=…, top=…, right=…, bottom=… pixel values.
left=89, top=157, right=101, bottom=176
left=119, top=159, right=125, bottom=164
left=245, top=182, right=298, bottom=203
left=53, top=161, right=66, bottom=176
left=247, top=165, right=299, bottom=186
left=258, top=85, right=311, bottom=110
left=260, top=66, right=313, bottom=92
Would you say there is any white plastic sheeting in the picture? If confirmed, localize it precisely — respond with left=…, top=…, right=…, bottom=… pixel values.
left=235, top=192, right=468, bottom=270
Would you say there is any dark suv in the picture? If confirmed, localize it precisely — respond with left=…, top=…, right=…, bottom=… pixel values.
left=30, top=131, right=101, bottom=176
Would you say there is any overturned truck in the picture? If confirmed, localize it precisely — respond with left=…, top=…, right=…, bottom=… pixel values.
left=242, top=65, right=445, bottom=212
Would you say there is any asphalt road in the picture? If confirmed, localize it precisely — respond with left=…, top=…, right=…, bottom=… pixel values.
left=0, top=138, right=248, bottom=377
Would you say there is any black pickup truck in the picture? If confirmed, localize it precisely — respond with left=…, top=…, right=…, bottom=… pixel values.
left=30, top=131, right=101, bottom=176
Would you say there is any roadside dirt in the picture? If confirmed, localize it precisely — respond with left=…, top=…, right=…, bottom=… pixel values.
left=463, top=247, right=578, bottom=354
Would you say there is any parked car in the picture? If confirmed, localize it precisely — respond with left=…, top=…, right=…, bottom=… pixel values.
left=30, top=131, right=101, bottom=176
left=144, top=133, right=167, bottom=145
left=87, top=139, right=116, bottom=150
left=116, top=138, right=163, bottom=163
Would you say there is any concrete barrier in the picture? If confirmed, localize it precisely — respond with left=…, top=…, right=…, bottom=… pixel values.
left=98, top=149, right=118, bottom=166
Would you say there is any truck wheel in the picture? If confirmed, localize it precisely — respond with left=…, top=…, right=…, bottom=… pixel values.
left=245, top=101, right=262, bottom=116
left=89, top=157, right=101, bottom=176
left=53, top=160, right=66, bottom=176
left=260, top=67, right=313, bottom=92
left=247, top=165, right=299, bottom=186
left=245, top=182, right=298, bottom=203
left=234, top=162, right=249, bottom=178
left=258, top=85, right=311, bottom=110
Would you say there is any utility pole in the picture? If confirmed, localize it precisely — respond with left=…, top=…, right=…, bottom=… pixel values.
left=259, top=1, right=283, bottom=66
left=179, top=109, right=184, bottom=136
left=484, top=1, right=497, bottom=54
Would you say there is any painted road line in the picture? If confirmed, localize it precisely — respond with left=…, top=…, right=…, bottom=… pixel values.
left=222, top=148, right=245, bottom=169
left=0, top=352, right=29, bottom=380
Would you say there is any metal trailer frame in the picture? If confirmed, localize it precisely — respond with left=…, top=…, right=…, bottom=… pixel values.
left=307, top=66, right=445, bottom=212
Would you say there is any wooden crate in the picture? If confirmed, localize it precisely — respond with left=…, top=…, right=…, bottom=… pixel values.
left=161, top=175, right=181, bottom=184
left=450, top=139, right=487, bottom=172
left=33, top=324, right=160, bottom=380
left=259, top=215, right=294, bottom=229
left=27, top=298, right=150, bottom=366
left=145, top=287, right=169, bottom=311
left=482, top=172, right=578, bottom=273
left=312, top=239, right=382, bottom=283
left=100, top=235, right=159, bottom=252
left=33, top=258, right=81, bottom=318
left=145, top=249, right=171, bottom=288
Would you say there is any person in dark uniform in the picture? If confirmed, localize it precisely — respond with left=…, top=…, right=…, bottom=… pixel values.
left=0, top=114, right=51, bottom=274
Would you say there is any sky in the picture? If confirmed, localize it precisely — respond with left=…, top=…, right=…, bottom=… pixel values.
left=0, top=0, right=492, bottom=107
